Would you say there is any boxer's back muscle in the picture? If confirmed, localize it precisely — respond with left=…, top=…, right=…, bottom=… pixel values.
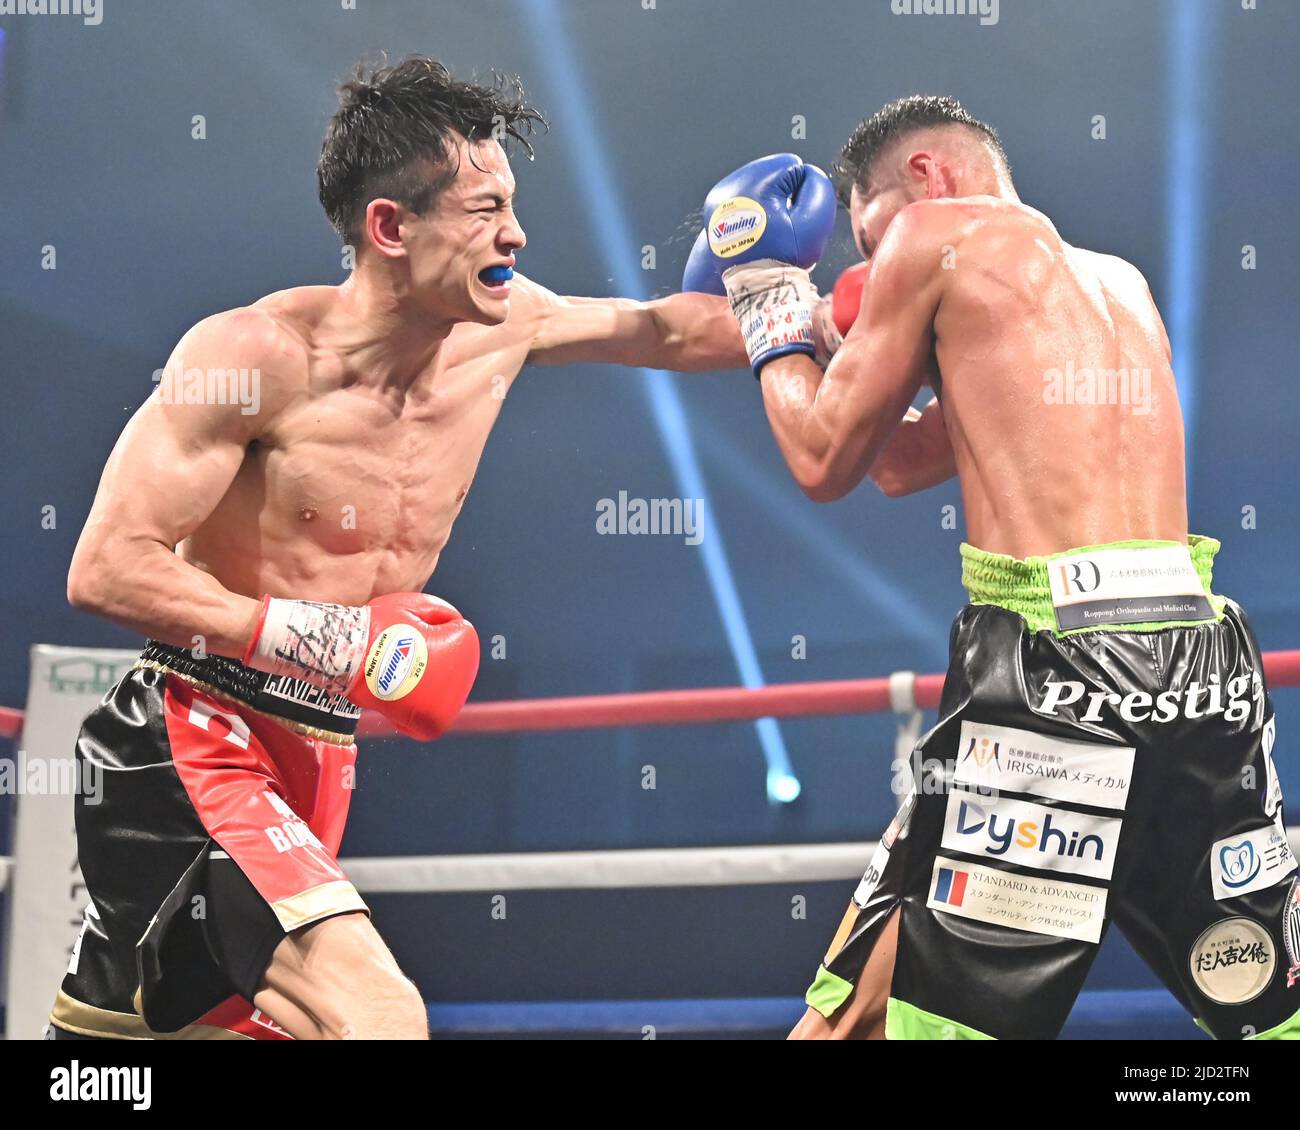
left=932, top=199, right=1188, bottom=557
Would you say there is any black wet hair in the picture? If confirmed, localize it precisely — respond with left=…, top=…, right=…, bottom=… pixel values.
left=833, top=94, right=1008, bottom=207
left=318, top=55, right=547, bottom=244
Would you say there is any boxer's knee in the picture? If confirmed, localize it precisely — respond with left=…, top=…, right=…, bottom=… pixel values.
left=789, top=906, right=899, bottom=1040
left=788, top=990, right=887, bottom=1040
left=788, top=1005, right=840, bottom=1039
left=255, top=912, right=427, bottom=1040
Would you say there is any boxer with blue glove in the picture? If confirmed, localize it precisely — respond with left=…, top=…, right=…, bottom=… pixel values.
left=682, top=153, right=838, bottom=376
left=732, top=95, right=1292, bottom=1048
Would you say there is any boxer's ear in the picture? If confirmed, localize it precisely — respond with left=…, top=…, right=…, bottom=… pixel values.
left=911, top=152, right=958, bottom=200
left=364, top=198, right=407, bottom=259
left=905, top=149, right=933, bottom=188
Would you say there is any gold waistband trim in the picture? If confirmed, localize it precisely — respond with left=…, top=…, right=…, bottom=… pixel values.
left=271, top=879, right=370, bottom=931
left=48, top=989, right=252, bottom=1041
left=133, top=659, right=357, bottom=746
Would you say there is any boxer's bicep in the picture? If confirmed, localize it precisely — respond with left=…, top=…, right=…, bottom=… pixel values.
left=84, top=394, right=252, bottom=553
left=67, top=395, right=260, bottom=640
left=80, top=312, right=291, bottom=550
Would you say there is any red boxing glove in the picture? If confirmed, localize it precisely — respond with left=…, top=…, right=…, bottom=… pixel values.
left=243, top=592, right=480, bottom=741
left=813, top=261, right=871, bottom=366
left=831, top=260, right=870, bottom=337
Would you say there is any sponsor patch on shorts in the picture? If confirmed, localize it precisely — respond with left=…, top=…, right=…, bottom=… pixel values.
left=953, top=721, right=1134, bottom=810
left=941, top=790, right=1123, bottom=880
left=1211, top=822, right=1296, bottom=901
left=851, top=839, right=891, bottom=908
left=1263, top=715, right=1282, bottom=820
left=1282, top=879, right=1300, bottom=989
left=1188, top=917, right=1276, bottom=1005
left=1046, top=544, right=1213, bottom=630
left=926, top=856, right=1107, bottom=943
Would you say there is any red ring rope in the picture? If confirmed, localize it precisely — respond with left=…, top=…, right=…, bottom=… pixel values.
left=4, top=649, right=1299, bottom=743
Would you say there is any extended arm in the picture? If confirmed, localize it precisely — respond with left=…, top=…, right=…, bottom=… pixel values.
left=521, top=276, right=749, bottom=371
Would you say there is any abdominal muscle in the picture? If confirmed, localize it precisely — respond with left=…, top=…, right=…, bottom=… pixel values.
left=179, top=331, right=526, bottom=607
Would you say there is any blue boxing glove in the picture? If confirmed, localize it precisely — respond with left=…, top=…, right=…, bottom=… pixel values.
left=682, top=153, right=836, bottom=374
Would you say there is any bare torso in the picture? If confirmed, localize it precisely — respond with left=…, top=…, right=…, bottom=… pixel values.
left=181, top=282, right=546, bottom=605
left=931, top=197, right=1187, bottom=556
left=69, top=257, right=738, bottom=657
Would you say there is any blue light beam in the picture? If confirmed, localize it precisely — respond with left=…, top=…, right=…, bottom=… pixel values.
left=1165, top=0, right=1216, bottom=503
left=517, top=0, right=800, bottom=803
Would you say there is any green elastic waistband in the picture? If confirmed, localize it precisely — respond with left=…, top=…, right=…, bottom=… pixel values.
left=960, top=535, right=1224, bottom=635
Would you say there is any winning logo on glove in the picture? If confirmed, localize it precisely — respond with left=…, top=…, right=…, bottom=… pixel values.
left=707, top=197, right=768, bottom=258
left=364, top=626, right=429, bottom=702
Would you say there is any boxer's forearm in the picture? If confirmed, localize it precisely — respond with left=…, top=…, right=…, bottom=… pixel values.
left=68, top=536, right=261, bottom=657
left=523, top=286, right=747, bottom=371
left=641, top=292, right=749, bottom=371
left=868, top=400, right=957, bottom=497
left=760, top=352, right=907, bottom=502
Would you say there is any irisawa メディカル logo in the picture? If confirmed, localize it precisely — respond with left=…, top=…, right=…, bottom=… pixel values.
left=961, top=734, right=1001, bottom=769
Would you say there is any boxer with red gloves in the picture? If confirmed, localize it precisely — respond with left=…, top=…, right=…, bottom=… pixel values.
left=52, top=583, right=480, bottom=1045
left=53, top=56, right=751, bottom=1045
left=244, top=592, right=478, bottom=742
left=811, top=260, right=869, bottom=365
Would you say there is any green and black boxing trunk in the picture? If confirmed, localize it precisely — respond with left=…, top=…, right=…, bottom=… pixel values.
left=807, top=537, right=1300, bottom=1040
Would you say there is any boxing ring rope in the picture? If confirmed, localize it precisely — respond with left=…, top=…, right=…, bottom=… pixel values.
left=354, top=645, right=1300, bottom=1035
left=1, top=646, right=1298, bottom=893
left=366, top=645, right=1300, bottom=736
left=3, top=648, right=1299, bottom=744
left=4, top=648, right=1300, bottom=1036
left=357, top=672, right=949, bottom=737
